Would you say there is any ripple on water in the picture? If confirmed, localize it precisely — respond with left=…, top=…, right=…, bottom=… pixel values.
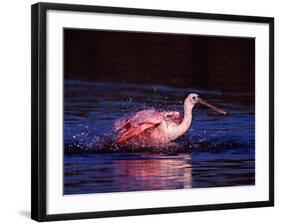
left=64, top=80, right=255, bottom=194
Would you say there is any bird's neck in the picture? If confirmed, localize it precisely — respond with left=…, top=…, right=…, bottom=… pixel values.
left=178, top=103, right=193, bottom=133
left=167, top=103, right=193, bottom=141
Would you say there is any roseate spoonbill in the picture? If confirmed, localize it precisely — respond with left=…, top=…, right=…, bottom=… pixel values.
left=114, top=93, right=227, bottom=146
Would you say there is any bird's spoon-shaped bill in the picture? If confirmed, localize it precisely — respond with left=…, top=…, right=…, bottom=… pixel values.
left=198, top=98, right=227, bottom=115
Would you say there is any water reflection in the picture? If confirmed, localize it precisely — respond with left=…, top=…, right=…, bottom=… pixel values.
left=115, top=154, right=192, bottom=191
left=64, top=153, right=192, bottom=194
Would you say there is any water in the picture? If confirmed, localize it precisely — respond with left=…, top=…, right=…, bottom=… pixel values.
left=64, top=80, right=255, bottom=195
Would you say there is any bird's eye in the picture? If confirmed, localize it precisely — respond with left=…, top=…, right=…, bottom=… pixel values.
left=192, top=96, right=196, bottom=100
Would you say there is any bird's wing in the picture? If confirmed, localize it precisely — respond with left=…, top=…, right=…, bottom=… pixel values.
left=162, top=111, right=182, bottom=125
left=115, top=109, right=162, bottom=144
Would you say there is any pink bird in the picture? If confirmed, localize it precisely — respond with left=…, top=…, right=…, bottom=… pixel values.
left=114, top=93, right=227, bottom=147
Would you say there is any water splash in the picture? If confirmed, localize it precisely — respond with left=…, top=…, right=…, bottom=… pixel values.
left=65, top=132, right=253, bottom=154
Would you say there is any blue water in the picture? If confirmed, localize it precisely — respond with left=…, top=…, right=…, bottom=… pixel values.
left=64, top=80, right=255, bottom=195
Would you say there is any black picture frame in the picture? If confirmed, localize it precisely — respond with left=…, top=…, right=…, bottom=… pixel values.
left=31, top=2, right=274, bottom=222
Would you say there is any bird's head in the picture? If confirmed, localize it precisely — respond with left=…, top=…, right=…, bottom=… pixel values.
left=186, top=93, right=200, bottom=105
left=185, top=93, right=227, bottom=115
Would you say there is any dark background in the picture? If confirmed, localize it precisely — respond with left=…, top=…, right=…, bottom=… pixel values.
left=64, top=29, right=255, bottom=93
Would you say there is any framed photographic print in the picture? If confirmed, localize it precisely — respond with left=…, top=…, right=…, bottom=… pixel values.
left=31, top=2, right=274, bottom=222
